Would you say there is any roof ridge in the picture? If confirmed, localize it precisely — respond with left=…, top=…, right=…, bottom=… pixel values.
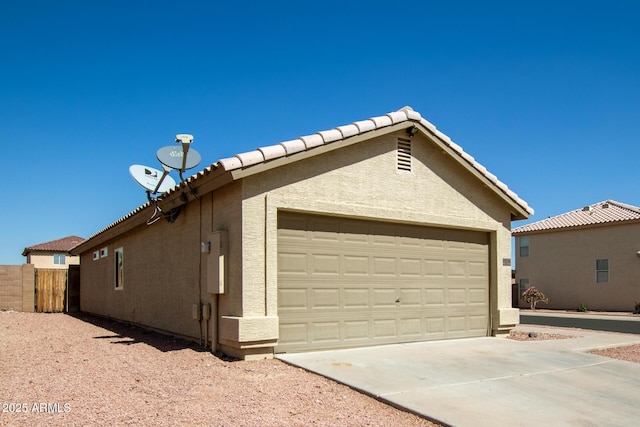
left=606, top=199, right=640, bottom=214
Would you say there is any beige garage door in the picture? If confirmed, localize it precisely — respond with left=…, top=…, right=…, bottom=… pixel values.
left=276, top=212, right=489, bottom=353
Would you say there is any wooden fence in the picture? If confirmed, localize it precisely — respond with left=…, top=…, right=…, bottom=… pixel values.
left=35, top=269, right=68, bottom=312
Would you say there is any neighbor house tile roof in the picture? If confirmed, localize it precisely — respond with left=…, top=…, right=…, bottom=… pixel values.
left=23, top=236, right=85, bottom=256
left=75, top=106, right=533, bottom=248
left=512, top=200, right=640, bottom=234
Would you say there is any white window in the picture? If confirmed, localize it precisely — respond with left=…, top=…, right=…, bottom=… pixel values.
left=596, top=259, right=609, bottom=283
left=100, top=247, right=108, bottom=258
left=53, top=254, right=66, bottom=265
left=115, top=248, right=124, bottom=289
left=93, top=251, right=100, bottom=260
left=519, top=236, right=530, bottom=257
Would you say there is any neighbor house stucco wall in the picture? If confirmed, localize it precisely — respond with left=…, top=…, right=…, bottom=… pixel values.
left=231, top=130, right=517, bottom=357
left=27, top=253, right=80, bottom=269
left=515, top=222, right=640, bottom=311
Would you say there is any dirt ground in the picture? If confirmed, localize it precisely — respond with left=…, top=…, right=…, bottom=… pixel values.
left=0, top=312, right=442, bottom=427
left=2, top=312, right=638, bottom=427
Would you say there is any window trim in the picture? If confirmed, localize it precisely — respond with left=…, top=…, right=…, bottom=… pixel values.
left=53, top=254, right=66, bottom=265
left=114, top=247, right=124, bottom=290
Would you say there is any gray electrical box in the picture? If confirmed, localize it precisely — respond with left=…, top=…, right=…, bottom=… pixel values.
left=206, top=230, right=228, bottom=294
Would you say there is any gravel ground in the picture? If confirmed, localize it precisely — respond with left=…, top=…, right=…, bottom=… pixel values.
left=0, top=312, right=441, bottom=427
left=2, top=312, right=638, bottom=427
left=509, top=325, right=640, bottom=362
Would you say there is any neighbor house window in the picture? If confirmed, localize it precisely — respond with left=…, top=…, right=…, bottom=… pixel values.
left=115, top=248, right=124, bottom=289
left=596, top=259, right=609, bottom=283
left=519, top=236, right=530, bottom=257
left=519, top=278, right=529, bottom=297
left=53, top=254, right=66, bottom=265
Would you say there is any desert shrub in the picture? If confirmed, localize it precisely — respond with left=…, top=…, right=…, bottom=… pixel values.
left=578, top=303, right=587, bottom=312
left=522, top=287, right=549, bottom=310
left=634, top=302, right=640, bottom=314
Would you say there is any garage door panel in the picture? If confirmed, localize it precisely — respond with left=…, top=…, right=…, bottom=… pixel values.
left=344, top=288, right=369, bottom=307
left=399, top=289, right=421, bottom=306
left=277, top=213, right=489, bottom=353
left=310, top=288, right=340, bottom=309
left=425, top=288, right=446, bottom=305
left=400, top=318, right=423, bottom=336
left=278, top=252, right=309, bottom=276
left=310, top=254, right=340, bottom=275
left=469, top=288, right=488, bottom=304
left=372, top=257, right=397, bottom=276
left=344, top=320, right=369, bottom=340
left=399, top=258, right=422, bottom=276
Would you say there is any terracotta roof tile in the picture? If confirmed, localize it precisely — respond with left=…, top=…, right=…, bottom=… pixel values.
left=78, top=107, right=534, bottom=248
left=512, top=200, right=640, bottom=234
left=23, top=235, right=85, bottom=256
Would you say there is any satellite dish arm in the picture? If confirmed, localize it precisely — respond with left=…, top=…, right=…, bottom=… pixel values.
left=176, top=134, right=193, bottom=173
left=152, top=165, right=173, bottom=194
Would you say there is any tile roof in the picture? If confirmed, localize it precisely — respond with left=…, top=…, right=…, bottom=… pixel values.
left=215, top=106, right=532, bottom=214
left=512, top=200, right=640, bottom=234
left=23, top=235, right=85, bottom=256
left=76, top=106, right=533, bottom=249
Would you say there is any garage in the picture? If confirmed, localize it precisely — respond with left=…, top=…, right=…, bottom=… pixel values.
left=74, top=107, right=530, bottom=359
left=276, top=212, right=490, bottom=353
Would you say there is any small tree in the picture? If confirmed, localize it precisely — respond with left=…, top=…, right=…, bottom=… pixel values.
left=522, top=286, right=548, bottom=310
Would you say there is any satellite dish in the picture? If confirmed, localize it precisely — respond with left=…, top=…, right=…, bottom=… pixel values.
left=129, top=164, right=176, bottom=193
left=156, top=146, right=201, bottom=171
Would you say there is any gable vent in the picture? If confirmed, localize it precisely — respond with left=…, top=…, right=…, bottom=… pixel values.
left=397, top=137, right=412, bottom=171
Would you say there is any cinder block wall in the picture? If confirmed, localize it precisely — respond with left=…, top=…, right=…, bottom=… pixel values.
left=0, top=264, right=35, bottom=312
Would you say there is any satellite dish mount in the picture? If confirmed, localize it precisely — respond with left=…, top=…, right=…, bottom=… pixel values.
left=129, top=133, right=202, bottom=225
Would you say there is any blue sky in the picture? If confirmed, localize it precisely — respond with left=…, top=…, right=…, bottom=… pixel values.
left=1, top=1, right=639, bottom=264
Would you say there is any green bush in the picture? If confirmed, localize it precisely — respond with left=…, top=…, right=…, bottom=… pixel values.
left=634, top=302, right=640, bottom=314
left=578, top=303, right=587, bottom=312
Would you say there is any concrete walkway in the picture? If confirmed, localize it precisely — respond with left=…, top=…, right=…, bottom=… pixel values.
left=278, top=326, right=640, bottom=427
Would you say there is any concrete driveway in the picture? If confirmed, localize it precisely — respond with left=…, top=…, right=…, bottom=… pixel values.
left=277, top=326, right=640, bottom=427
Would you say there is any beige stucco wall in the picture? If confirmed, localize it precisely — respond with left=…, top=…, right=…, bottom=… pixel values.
left=515, top=223, right=640, bottom=311
left=227, top=129, right=518, bottom=357
left=80, top=182, right=243, bottom=347
left=27, top=253, right=80, bottom=269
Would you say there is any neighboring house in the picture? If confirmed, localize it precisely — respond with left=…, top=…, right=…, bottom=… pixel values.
left=22, top=236, right=84, bottom=269
left=71, top=106, right=532, bottom=359
left=513, top=200, right=640, bottom=312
